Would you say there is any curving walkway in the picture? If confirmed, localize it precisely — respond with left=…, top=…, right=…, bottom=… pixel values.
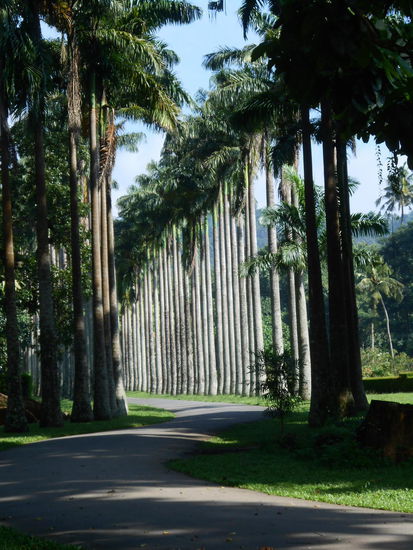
left=0, top=398, right=412, bottom=549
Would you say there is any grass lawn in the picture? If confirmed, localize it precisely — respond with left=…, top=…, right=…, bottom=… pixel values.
left=127, top=390, right=266, bottom=406
left=169, top=392, right=413, bottom=513
left=0, top=526, right=81, bottom=550
left=0, top=400, right=174, bottom=452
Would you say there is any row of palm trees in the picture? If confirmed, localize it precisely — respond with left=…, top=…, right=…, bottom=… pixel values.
left=1, top=0, right=201, bottom=432
left=117, top=1, right=405, bottom=426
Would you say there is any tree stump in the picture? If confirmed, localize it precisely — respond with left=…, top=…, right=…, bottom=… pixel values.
left=0, top=393, right=42, bottom=425
left=356, top=400, right=413, bottom=461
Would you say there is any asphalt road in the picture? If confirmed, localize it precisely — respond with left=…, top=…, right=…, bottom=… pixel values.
left=0, top=397, right=412, bottom=549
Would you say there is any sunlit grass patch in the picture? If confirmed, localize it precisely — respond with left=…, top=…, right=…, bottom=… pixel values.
left=0, top=404, right=174, bottom=452
left=169, top=392, right=413, bottom=513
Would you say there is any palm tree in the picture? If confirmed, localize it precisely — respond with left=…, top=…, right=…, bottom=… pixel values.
left=376, top=162, right=413, bottom=224
left=24, top=0, right=63, bottom=427
left=0, top=1, right=28, bottom=432
left=357, top=258, right=403, bottom=359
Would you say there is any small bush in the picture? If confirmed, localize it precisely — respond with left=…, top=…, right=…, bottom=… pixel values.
left=252, top=349, right=301, bottom=431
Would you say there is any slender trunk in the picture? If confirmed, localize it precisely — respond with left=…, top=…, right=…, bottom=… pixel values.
left=163, top=247, right=172, bottom=394
left=154, top=253, right=163, bottom=394
left=321, top=100, right=353, bottom=417
left=371, top=322, right=375, bottom=350
left=1, top=72, right=28, bottom=433
left=101, top=175, right=117, bottom=413
left=224, top=189, right=236, bottom=393
left=67, top=28, right=93, bottom=422
left=172, top=230, right=181, bottom=393
left=205, top=218, right=217, bottom=395
left=282, top=169, right=300, bottom=372
left=219, top=191, right=231, bottom=393
left=159, top=249, right=167, bottom=394
left=177, top=237, right=187, bottom=394
left=167, top=242, right=177, bottom=394
left=247, top=157, right=264, bottom=393
left=184, top=269, right=195, bottom=394
left=245, top=184, right=256, bottom=395
left=199, top=239, right=209, bottom=395
left=295, top=271, right=311, bottom=400
left=147, top=260, right=156, bottom=393
left=237, top=214, right=250, bottom=395
left=106, top=182, right=128, bottom=414
left=336, top=138, right=368, bottom=411
left=28, top=6, right=63, bottom=427
left=230, top=208, right=243, bottom=395
left=139, top=281, right=148, bottom=392
left=301, top=106, right=333, bottom=426
left=380, top=296, right=394, bottom=359
left=90, top=72, right=111, bottom=419
left=191, top=269, right=199, bottom=393
left=265, top=140, right=284, bottom=355
left=213, top=205, right=224, bottom=394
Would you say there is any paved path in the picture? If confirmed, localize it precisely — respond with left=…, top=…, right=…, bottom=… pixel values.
left=0, top=398, right=412, bottom=549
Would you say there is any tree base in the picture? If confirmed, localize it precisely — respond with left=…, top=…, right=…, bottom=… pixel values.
left=356, top=399, right=413, bottom=461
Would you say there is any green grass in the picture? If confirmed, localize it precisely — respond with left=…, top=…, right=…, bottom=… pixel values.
left=169, top=392, right=413, bottom=513
left=0, top=526, right=81, bottom=549
left=0, top=403, right=174, bottom=452
left=127, top=390, right=267, bottom=406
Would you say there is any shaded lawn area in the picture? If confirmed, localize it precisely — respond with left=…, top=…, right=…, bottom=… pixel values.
left=0, top=402, right=174, bottom=452
left=169, top=393, right=413, bottom=513
left=0, top=526, right=81, bottom=550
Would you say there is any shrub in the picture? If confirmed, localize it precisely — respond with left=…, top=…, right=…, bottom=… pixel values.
left=361, top=348, right=413, bottom=377
left=252, top=349, right=301, bottom=431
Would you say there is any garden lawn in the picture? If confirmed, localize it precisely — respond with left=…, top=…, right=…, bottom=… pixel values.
left=127, top=390, right=266, bottom=406
left=169, top=393, right=413, bottom=513
left=0, top=526, right=81, bottom=550
left=0, top=403, right=174, bottom=452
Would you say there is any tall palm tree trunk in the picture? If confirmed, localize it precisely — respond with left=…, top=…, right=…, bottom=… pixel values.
left=184, top=269, right=195, bottom=394
left=172, top=231, right=181, bottom=393
left=67, top=28, right=93, bottom=422
left=90, top=72, right=111, bottom=420
left=230, top=210, right=243, bottom=394
left=28, top=5, right=62, bottom=427
left=237, top=214, right=250, bottom=395
left=265, top=142, right=284, bottom=355
left=213, top=205, right=224, bottom=394
left=219, top=192, right=231, bottom=393
left=163, top=246, right=172, bottom=394
left=295, top=271, right=311, bottom=399
left=177, top=238, right=187, bottom=394
left=1, top=73, right=28, bottom=433
left=245, top=188, right=256, bottom=395
left=321, top=100, right=353, bottom=416
left=106, top=183, right=128, bottom=414
left=167, top=242, right=177, bottom=394
left=247, top=157, right=264, bottom=393
left=223, top=189, right=236, bottom=393
left=205, top=218, right=217, bottom=395
left=199, top=239, right=209, bottom=395
left=100, top=176, right=117, bottom=414
left=301, top=106, right=332, bottom=426
left=336, top=139, right=368, bottom=411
